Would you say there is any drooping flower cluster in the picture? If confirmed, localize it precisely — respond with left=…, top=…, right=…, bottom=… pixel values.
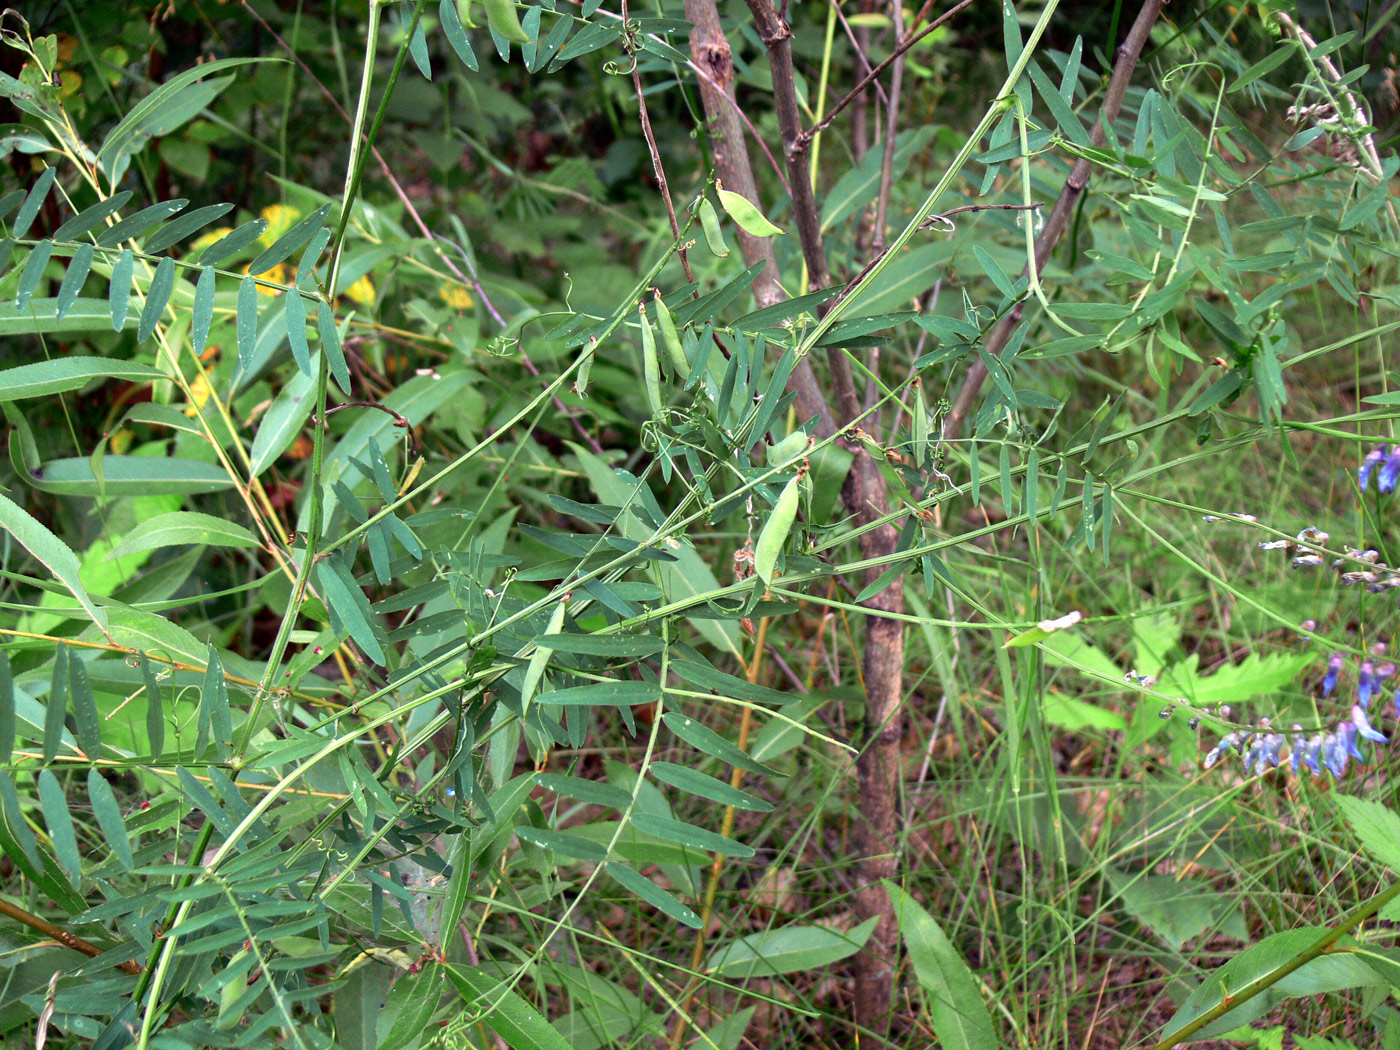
left=1197, top=442, right=1399, bottom=780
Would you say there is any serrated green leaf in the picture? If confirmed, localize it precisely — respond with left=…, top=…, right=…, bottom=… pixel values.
left=1334, top=795, right=1400, bottom=872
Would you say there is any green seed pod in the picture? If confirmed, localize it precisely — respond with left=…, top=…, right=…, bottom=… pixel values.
left=715, top=179, right=785, bottom=237
left=653, top=291, right=687, bottom=378
left=483, top=0, right=531, bottom=43
left=639, top=303, right=662, bottom=416
left=456, top=0, right=480, bottom=27
left=754, top=470, right=803, bottom=588
left=769, top=429, right=807, bottom=467
left=697, top=198, right=729, bottom=258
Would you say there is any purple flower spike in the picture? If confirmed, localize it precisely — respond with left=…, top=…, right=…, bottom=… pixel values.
left=1359, top=660, right=1377, bottom=707
left=1337, top=721, right=1364, bottom=761
left=1302, top=733, right=1324, bottom=774
left=1352, top=704, right=1388, bottom=744
left=1382, top=447, right=1400, bottom=494
left=1360, top=444, right=1388, bottom=491
left=1322, top=734, right=1349, bottom=776
left=1322, top=652, right=1345, bottom=698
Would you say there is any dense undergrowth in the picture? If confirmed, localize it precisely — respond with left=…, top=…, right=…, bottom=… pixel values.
left=0, top=0, right=1398, bottom=1047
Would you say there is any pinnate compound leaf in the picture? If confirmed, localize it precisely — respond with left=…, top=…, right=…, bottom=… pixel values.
left=0, top=356, right=165, bottom=400
left=606, top=861, right=701, bottom=927
left=105, top=510, right=259, bottom=560
left=445, top=963, right=573, bottom=1050
left=53, top=190, right=134, bottom=242
left=887, top=881, right=998, bottom=1050
left=0, top=492, right=108, bottom=631
left=1334, top=794, right=1400, bottom=872
left=706, top=917, right=879, bottom=978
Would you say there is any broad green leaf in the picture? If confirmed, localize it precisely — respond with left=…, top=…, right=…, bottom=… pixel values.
left=0, top=492, right=108, bottom=631
left=53, top=190, right=134, bottom=242
left=105, top=510, right=259, bottom=561
left=606, top=861, right=701, bottom=927
left=1334, top=795, right=1400, bottom=872
left=887, top=881, right=998, bottom=1050
left=649, top=762, right=774, bottom=812
left=55, top=242, right=94, bottom=319
left=1162, top=929, right=1386, bottom=1040
left=0, top=296, right=138, bottom=335
left=1041, top=692, right=1126, bottom=732
left=27, top=455, right=235, bottom=496
left=249, top=353, right=318, bottom=476
left=706, top=917, right=878, bottom=978
left=663, top=712, right=778, bottom=777
left=379, top=964, right=445, bottom=1050
left=445, top=963, right=573, bottom=1050
left=88, top=768, right=133, bottom=870
left=0, top=356, right=165, bottom=400
left=38, top=769, right=81, bottom=889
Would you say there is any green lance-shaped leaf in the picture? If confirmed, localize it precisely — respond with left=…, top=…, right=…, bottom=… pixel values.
left=105, top=510, right=259, bottom=560
left=707, top=917, right=879, bottom=979
left=662, top=711, right=778, bottom=777
left=249, top=352, right=318, bottom=476
left=109, top=248, right=133, bottom=332
left=96, top=198, right=188, bottom=248
left=295, top=226, right=330, bottom=288
left=38, top=769, right=81, bottom=889
left=639, top=302, right=662, bottom=416
left=191, top=265, right=216, bottom=355
left=0, top=654, right=10, bottom=765
left=196, top=218, right=267, bottom=267
left=45, top=644, right=69, bottom=765
left=0, top=770, right=38, bottom=872
left=522, top=600, right=568, bottom=712
left=142, top=653, right=164, bottom=758
left=141, top=201, right=233, bottom=255
left=12, top=166, right=55, bottom=239
left=631, top=812, right=754, bottom=857
left=197, top=645, right=231, bottom=762
left=0, top=190, right=22, bottom=225
left=317, top=300, right=351, bottom=394
left=697, top=197, right=729, bottom=257
left=286, top=289, right=310, bottom=375
left=441, top=0, right=480, bottom=70
left=87, top=768, right=133, bottom=870
left=236, top=273, right=258, bottom=369
left=607, top=861, right=702, bottom=927
left=137, top=255, right=175, bottom=342
left=68, top=655, right=100, bottom=757
left=533, top=773, right=633, bottom=811
left=513, top=825, right=608, bottom=862
left=445, top=964, right=573, bottom=1050
left=715, top=180, right=785, bottom=237
left=650, top=761, right=774, bottom=812
left=887, top=880, right=998, bottom=1050
left=15, top=239, right=52, bottom=311
left=53, top=190, right=133, bottom=243
left=0, top=492, right=108, bottom=631
left=754, top=470, right=802, bottom=588
left=0, top=356, right=165, bottom=400
left=55, top=242, right=94, bottom=319
left=246, top=202, right=332, bottom=276
left=316, top=555, right=386, bottom=665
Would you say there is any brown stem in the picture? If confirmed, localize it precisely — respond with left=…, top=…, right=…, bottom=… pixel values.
left=0, top=895, right=142, bottom=975
left=942, top=0, right=1165, bottom=440
left=742, top=0, right=905, bottom=1041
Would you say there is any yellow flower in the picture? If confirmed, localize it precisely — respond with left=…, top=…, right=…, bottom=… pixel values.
left=439, top=284, right=473, bottom=310
left=258, top=203, right=301, bottom=247
left=190, top=227, right=232, bottom=256
left=184, top=374, right=214, bottom=417
left=342, top=273, right=376, bottom=307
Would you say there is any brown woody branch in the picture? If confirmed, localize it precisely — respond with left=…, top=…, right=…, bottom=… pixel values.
left=942, top=0, right=1165, bottom=440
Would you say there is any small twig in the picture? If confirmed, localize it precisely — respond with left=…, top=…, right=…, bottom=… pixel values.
left=801, top=0, right=979, bottom=148
left=0, top=896, right=142, bottom=975
left=684, top=58, right=792, bottom=196
left=312, top=401, right=415, bottom=445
